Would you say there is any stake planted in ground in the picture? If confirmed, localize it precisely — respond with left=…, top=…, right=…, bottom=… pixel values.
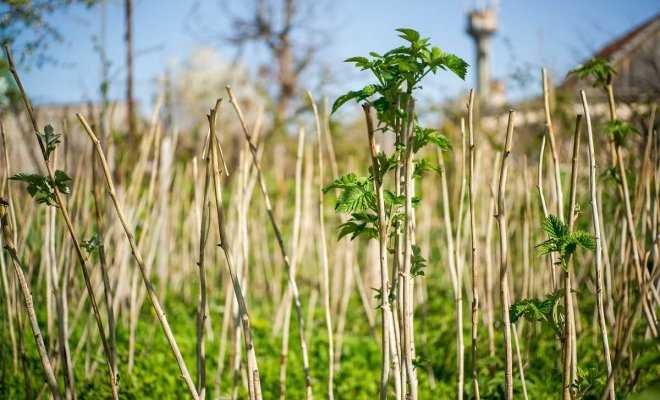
left=77, top=114, right=200, bottom=400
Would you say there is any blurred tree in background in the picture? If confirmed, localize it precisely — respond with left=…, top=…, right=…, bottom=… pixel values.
left=0, top=0, right=101, bottom=65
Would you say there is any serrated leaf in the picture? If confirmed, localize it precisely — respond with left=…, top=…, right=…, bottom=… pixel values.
left=9, top=169, right=72, bottom=207
left=438, top=53, right=468, bottom=80
left=571, top=230, right=596, bottom=251
left=413, top=158, right=440, bottom=178
left=38, top=124, right=61, bottom=160
left=411, top=244, right=426, bottom=277
left=337, top=212, right=379, bottom=241
left=395, top=28, right=420, bottom=44
left=542, top=215, right=567, bottom=241
left=331, top=84, right=377, bottom=114
left=411, top=127, right=452, bottom=153
left=81, top=232, right=102, bottom=254
left=537, top=215, right=595, bottom=267
left=10, top=173, right=56, bottom=206
left=569, top=57, right=616, bottom=87
left=509, top=291, right=562, bottom=329
left=324, top=173, right=375, bottom=213
left=53, top=170, right=72, bottom=195
left=605, top=119, right=636, bottom=147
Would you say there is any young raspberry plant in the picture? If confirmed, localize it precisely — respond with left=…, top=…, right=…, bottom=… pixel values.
left=326, top=27, right=466, bottom=253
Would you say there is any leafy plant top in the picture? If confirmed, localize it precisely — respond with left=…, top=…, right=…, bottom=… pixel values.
left=537, top=215, right=595, bottom=270
left=569, top=57, right=615, bottom=88
left=38, top=124, right=61, bottom=160
left=327, top=28, right=465, bottom=245
left=332, top=27, right=467, bottom=126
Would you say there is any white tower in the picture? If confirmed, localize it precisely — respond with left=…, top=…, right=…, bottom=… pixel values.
left=466, top=5, right=497, bottom=102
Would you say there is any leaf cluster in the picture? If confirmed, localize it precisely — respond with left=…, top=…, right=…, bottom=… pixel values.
left=326, top=28, right=467, bottom=285
left=605, top=119, right=636, bottom=147
left=410, top=245, right=426, bottom=277
left=323, top=173, right=375, bottom=214
left=325, top=173, right=420, bottom=242
left=37, top=124, right=61, bottom=160
left=570, top=367, right=606, bottom=398
left=569, top=57, right=616, bottom=88
left=411, top=127, right=451, bottom=153
left=332, top=27, right=467, bottom=119
left=9, top=170, right=72, bottom=207
left=81, top=232, right=102, bottom=254
left=509, top=290, right=563, bottom=338
left=537, top=215, right=595, bottom=269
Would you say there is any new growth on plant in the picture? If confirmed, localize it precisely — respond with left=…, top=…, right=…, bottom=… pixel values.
left=510, top=215, right=596, bottom=334
left=328, top=27, right=467, bottom=400
left=537, top=215, right=595, bottom=270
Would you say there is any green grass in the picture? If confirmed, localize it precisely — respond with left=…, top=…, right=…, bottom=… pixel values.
left=2, top=268, right=659, bottom=399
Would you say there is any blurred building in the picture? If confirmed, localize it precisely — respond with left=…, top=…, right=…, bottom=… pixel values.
left=562, top=12, right=660, bottom=102
left=482, top=12, right=660, bottom=131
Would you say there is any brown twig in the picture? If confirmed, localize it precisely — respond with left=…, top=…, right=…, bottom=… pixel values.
left=4, top=44, right=119, bottom=400
left=77, top=113, right=200, bottom=400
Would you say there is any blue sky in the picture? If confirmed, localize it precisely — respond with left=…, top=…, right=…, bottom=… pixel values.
left=13, top=0, right=660, bottom=109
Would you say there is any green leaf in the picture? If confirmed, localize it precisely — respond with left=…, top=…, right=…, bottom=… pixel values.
left=395, top=28, right=420, bottom=44
left=9, top=173, right=56, bottom=206
left=411, top=127, right=452, bottom=153
left=569, top=57, right=616, bottom=87
left=331, top=84, right=377, bottom=114
left=81, top=233, right=102, bottom=254
left=9, top=169, right=72, bottom=207
left=438, top=52, right=469, bottom=80
left=542, top=215, right=567, bottom=241
left=38, top=124, right=61, bottom=160
left=410, top=245, right=426, bottom=277
left=571, top=230, right=596, bottom=251
left=331, top=91, right=362, bottom=114
left=605, top=119, right=636, bottom=147
left=337, top=212, right=378, bottom=241
left=324, top=173, right=375, bottom=213
left=413, top=158, right=440, bottom=178
left=383, top=190, right=405, bottom=208
left=371, top=152, right=397, bottom=182
left=344, top=56, right=371, bottom=70
left=324, top=173, right=364, bottom=192
left=537, top=215, right=594, bottom=266
left=53, top=170, right=72, bottom=195
left=509, top=291, right=562, bottom=336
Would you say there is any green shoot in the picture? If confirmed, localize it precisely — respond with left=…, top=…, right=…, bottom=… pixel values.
left=537, top=215, right=595, bottom=270
left=332, top=27, right=467, bottom=118
left=327, top=28, right=464, bottom=244
left=569, top=57, right=615, bottom=88
left=37, top=124, right=61, bottom=161
left=605, top=119, right=637, bottom=147
left=410, top=245, right=426, bottom=277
